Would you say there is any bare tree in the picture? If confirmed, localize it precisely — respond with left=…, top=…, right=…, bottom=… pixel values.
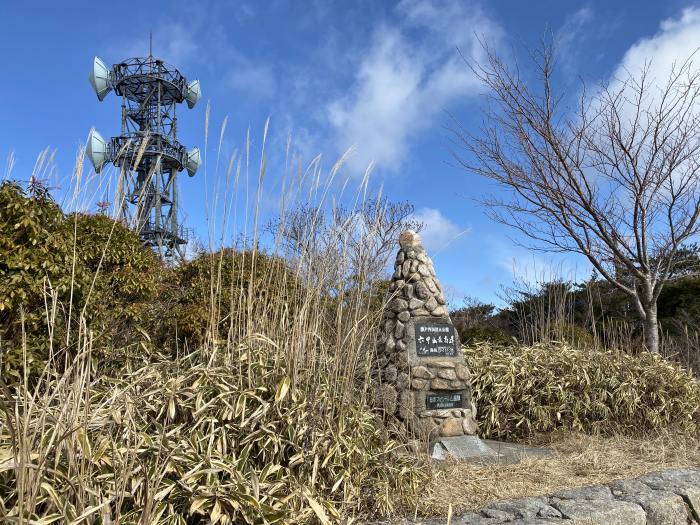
left=273, top=196, right=423, bottom=294
left=456, top=42, right=700, bottom=353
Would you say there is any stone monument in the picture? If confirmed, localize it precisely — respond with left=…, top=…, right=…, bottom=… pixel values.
left=374, top=230, right=478, bottom=440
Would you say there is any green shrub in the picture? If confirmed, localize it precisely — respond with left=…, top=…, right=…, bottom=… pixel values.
left=464, top=343, right=700, bottom=439
left=0, top=182, right=76, bottom=380
left=70, top=213, right=160, bottom=344
left=459, top=326, right=515, bottom=346
left=0, top=181, right=160, bottom=381
left=155, top=248, right=303, bottom=349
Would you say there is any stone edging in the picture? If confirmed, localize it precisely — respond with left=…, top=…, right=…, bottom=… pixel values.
left=385, top=467, right=700, bottom=524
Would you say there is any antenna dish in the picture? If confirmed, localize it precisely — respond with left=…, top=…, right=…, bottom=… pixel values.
left=185, top=79, right=201, bottom=108
left=86, top=129, right=109, bottom=173
left=89, top=56, right=113, bottom=101
left=185, top=147, right=201, bottom=176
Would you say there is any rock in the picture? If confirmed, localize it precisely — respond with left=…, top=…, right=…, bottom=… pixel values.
left=426, top=278, right=438, bottom=293
left=425, top=296, right=439, bottom=311
left=401, top=259, right=411, bottom=277
left=462, top=416, right=478, bottom=435
left=394, top=321, right=405, bottom=339
left=411, top=260, right=420, bottom=273
left=482, top=508, right=513, bottom=521
left=404, top=284, right=414, bottom=299
left=430, top=378, right=452, bottom=390
left=485, top=496, right=554, bottom=520
left=609, top=479, right=688, bottom=525
left=411, top=365, right=433, bottom=379
left=396, top=251, right=405, bottom=264
left=411, top=378, right=428, bottom=389
left=390, top=279, right=404, bottom=292
left=432, top=306, right=448, bottom=317
left=455, top=363, right=471, bottom=381
left=385, top=334, right=395, bottom=352
left=397, top=311, right=410, bottom=322
left=396, top=372, right=410, bottom=390
left=395, top=352, right=409, bottom=369
left=431, top=360, right=456, bottom=368
left=449, top=379, right=467, bottom=389
left=389, top=298, right=408, bottom=312
left=395, top=339, right=406, bottom=351
left=439, top=417, right=464, bottom=437
left=414, top=281, right=430, bottom=299
left=399, top=230, right=422, bottom=250
left=554, top=485, right=613, bottom=501
left=412, top=308, right=430, bottom=316
left=409, top=298, right=424, bottom=310
left=376, top=354, right=388, bottom=368
left=436, top=292, right=446, bottom=305
left=382, top=365, right=397, bottom=382
left=635, top=469, right=700, bottom=519
left=437, top=368, right=457, bottom=380
left=418, top=264, right=431, bottom=277
left=553, top=499, right=646, bottom=525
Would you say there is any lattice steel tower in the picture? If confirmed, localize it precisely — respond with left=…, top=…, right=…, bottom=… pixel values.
left=85, top=49, right=201, bottom=260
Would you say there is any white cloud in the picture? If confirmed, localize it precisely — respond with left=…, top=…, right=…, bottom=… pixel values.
left=413, top=207, right=467, bottom=251
left=612, top=7, right=700, bottom=100
left=326, top=0, right=502, bottom=173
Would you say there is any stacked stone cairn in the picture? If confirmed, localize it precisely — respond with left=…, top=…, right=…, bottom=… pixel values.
left=374, top=230, right=477, bottom=440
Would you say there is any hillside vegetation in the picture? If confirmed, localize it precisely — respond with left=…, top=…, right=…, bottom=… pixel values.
left=0, top=180, right=699, bottom=523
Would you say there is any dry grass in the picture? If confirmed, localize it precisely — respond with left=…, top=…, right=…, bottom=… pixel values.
left=415, top=430, right=700, bottom=517
left=465, top=342, right=700, bottom=439
left=0, top=120, right=427, bottom=523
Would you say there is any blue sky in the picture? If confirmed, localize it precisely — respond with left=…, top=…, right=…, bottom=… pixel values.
left=1, top=0, right=699, bottom=306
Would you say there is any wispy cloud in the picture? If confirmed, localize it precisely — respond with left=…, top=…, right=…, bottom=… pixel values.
left=556, top=5, right=594, bottom=73
left=326, top=0, right=502, bottom=173
left=413, top=207, right=468, bottom=252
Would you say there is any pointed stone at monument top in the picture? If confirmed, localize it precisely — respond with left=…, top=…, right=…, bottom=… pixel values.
left=399, top=229, right=423, bottom=251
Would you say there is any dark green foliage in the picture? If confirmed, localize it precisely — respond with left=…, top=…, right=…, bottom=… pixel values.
left=70, top=213, right=161, bottom=342
left=155, top=248, right=303, bottom=349
left=451, top=299, right=514, bottom=346
left=0, top=182, right=76, bottom=380
left=0, top=181, right=160, bottom=382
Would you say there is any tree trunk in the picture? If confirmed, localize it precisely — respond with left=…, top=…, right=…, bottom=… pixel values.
left=643, top=302, right=659, bottom=353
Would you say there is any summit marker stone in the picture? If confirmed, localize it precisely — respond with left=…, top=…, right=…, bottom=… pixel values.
left=373, top=230, right=478, bottom=441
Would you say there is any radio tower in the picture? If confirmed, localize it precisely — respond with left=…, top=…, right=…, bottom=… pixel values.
left=85, top=41, right=201, bottom=260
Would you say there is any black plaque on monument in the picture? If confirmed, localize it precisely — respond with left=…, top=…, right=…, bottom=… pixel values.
left=414, top=322, right=459, bottom=357
left=426, top=391, right=464, bottom=410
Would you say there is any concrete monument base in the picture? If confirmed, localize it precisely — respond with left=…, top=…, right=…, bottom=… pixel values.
left=431, top=435, right=552, bottom=464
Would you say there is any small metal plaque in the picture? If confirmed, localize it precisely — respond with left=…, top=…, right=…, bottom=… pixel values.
left=415, top=322, right=458, bottom=357
left=426, top=391, right=464, bottom=410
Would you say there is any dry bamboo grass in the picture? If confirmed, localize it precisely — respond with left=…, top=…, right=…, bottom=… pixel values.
left=417, top=430, right=700, bottom=517
left=0, top=118, right=427, bottom=523
left=465, top=342, right=700, bottom=439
